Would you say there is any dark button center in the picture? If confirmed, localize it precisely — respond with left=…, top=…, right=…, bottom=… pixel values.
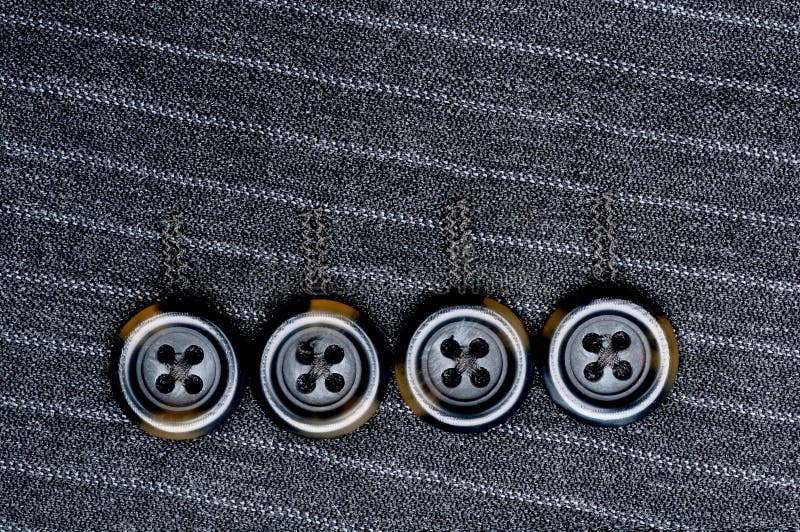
left=581, top=331, right=633, bottom=382
left=294, top=340, right=348, bottom=395
left=439, top=336, right=492, bottom=388
left=154, top=343, right=206, bottom=395
left=564, top=315, right=649, bottom=401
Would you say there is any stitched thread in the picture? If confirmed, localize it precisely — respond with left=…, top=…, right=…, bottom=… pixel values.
left=12, top=261, right=800, bottom=374
left=301, top=207, right=332, bottom=295
left=606, top=195, right=619, bottom=282
left=440, top=336, right=491, bottom=388
left=6, top=198, right=800, bottom=293
left=5, top=327, right=798, bottom=422
left=590, top=193, right=619, bottom=283
left=160, top=213, right=189, bottom=295
left=445, top=199, right=477, bottom=294
left=6, top=200, right=800, bottom=295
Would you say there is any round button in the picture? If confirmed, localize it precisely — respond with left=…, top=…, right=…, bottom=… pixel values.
left=258, top=299, right=385, bottom=438
left=398, top=297, right=532, bottom=432
left=542, top=295, right=679, bottom=426
left=114, top=305, right=243, bottom=440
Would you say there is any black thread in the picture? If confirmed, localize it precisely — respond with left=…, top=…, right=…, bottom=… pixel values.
left=590, top=193, right=619, bottom=283
left=445, top=199, right=477, bottom=294
left=439, top=335, right=491, bottom=388
left=155, top=343, right=205, bottom=394
left=582, top=332, right=633, bottom=381
left=293, top=339, right=346, bottom=395
left=161, top=213, right=189, bottom=296
left=301, top=207, right=332, bottom=295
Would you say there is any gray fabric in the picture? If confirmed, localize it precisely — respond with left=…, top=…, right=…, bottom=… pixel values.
left=1, top=0, right=798, bottom=529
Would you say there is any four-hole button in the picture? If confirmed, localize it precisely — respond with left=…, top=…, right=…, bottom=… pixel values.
left=398, top=297, right=532, bottom=433
left=257, top=299, right=386, bottom=439
left=542, top=295, right=678, bottom=426
left=114, top=305, right=243, bottom=440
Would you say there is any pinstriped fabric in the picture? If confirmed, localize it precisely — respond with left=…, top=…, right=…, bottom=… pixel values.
left=0, top=0, right=798, bottom=529
left=603, top=0, right=800, bottom=33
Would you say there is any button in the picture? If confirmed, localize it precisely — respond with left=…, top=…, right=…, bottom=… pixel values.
left=542, top=294, right=679, bottom=426
left=113, top=304, right=243, bottom=439
left=398, top=297, right=532, bottom=432
left=257, top=299, right=386, bottom=438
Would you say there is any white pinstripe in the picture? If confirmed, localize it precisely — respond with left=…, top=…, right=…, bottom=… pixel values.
left=622, top=192, right=798, bottom=229
left=0, top=395, right=126, bottom=425
left=0, top=4, right=795, bottom=528
left=215, top=431, right=682, bottom=529
left=2, top=391, right=797, bottom=528
left=0, top=458, right=368, bottom=532
left=497, top=419, right=799, bottom=488
left=1, top=15, right=798, bottom=168
left=7, top=70, right=798, bottom=171
left=5, top=137, right=797, bottom=231
left=3, top=311, right=800, bottom=427
left=0, top=268, right=156, bottom=302
left=251, top=0, right=798, bottom=99
left=4, top=138, right=798, bottom=233
left=681, top=330, right=800, bottom=362
left=0, top=76, right=601, bottom=178
left=379, top=399, right=800, bottom=488
left=3, top=199, right=800, bottom=352
left=0, top=395, right=682, bottom=529
left=670, top=392, right=800, bottom=424
left=0, top=330, right=107, bottom=358
left=8, top=257, right=800, bottom=423
left=4, top=314, right=798, bottom=368
left=604, top=0, right=800, bottom=34
left=3, top=197, right=800, bottom=349
left=3, top=196, right=797, bottom=300
left=0, top=203, right=449, bottom=297
left=3, top=70, right=799, bottom=188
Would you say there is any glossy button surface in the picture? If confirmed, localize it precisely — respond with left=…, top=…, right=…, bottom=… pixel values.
left=114, top=305, right=242, bottom=439
left=398, top=297, right=531, bottom=432
left=542, top=295, right=678, bottom=426
left=258, top=299, right=385, bottom=438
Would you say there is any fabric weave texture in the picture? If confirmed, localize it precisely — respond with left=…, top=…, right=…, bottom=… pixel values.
left=1, top=0, right=798, bottom=529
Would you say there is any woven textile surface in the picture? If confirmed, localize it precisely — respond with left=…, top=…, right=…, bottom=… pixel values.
left=1, top=0, right=798, bottom=529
